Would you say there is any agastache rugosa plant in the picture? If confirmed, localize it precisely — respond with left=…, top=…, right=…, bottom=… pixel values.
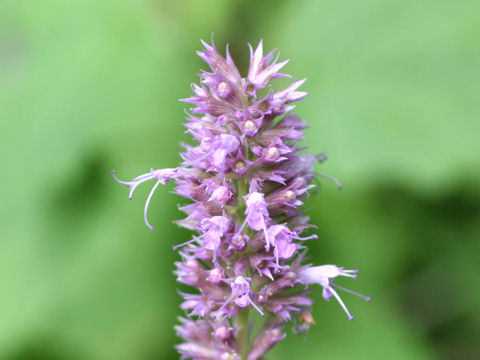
left=112, top=39, right=370, bottom=360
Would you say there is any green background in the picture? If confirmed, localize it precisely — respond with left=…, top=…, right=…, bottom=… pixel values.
left=1, top=0, right=479, bottom=359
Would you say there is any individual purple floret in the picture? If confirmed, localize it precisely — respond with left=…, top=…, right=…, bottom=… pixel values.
left=112, top=38, right=369, bottom=360
left=298, top=265, right=371, bottom=320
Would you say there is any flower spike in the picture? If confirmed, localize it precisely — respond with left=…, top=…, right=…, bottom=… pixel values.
left=113, top=39, right=368, bottom=359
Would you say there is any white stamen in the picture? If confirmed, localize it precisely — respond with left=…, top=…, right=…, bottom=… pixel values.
left=328, top=286, right=354, bottom=320
left=215, top=293, right=234, bottom=318
left=250, top=299, right=265, bottom=316
left=274, top=247, right=280, bottom=272
left=172, top=235, right=203, bottom=250
left=317, top=173, right=343, bottom=190
left=262, top=216, right=270, bottom=251
left=333, top=284, right=371, bottom=301
left=144, top=180, right=161, bottom=231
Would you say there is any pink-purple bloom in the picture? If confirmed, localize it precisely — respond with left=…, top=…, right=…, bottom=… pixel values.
left=112, top=38, right=369, bottom=360
left=298, top=265, right=371, bottom=320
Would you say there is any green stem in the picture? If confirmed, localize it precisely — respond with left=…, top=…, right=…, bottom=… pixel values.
left=234, top=172, right=251, bottom=359
left=235, top=308, right=250, bottom=359
left=236, top=178, right=248, bottom=226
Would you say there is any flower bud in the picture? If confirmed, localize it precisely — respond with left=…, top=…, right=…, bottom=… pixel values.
left=214, top=325, right=231, bottom=341
left=217, top=81, right=230, bottom=97
left=207, top=268, right=223, bottom=284
left=264, top=147, right=280, bottom=162
left=209, top=186, right=232, bottom=205
left=231, top=233, right=248, bottom=250
left=243, top=119, right=258, bottom=137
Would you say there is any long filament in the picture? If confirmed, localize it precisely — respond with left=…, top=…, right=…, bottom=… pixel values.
left=328, top=286, right=354, bottom=320
left=144, top=180, right=161, bottom=231
left=333, top=284, right=371, bottom=301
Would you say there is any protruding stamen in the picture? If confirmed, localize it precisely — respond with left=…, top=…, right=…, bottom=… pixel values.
left=333, top=284, right=371, bottom=301
left=144, top=180, right=161, bottom=231
left=237, top=217, right=247, bottom=234
left=317, top=173, right=343, bottom=190
left=249, top=299, right=265, bottom=317
left=111, top=170, right=154, bottom=199
left=112, top=167, right=181, bottom=229
left=294, top=234, right=318, bottom=241
left=274, top=247, right=280, bottom=271
left=262, top=216, right=270, bottom=252
left=328, top=286, right=355, bottom=320
left=172, top=235, right=203, bottom=250
left=215, top=294, right=235, bottom=319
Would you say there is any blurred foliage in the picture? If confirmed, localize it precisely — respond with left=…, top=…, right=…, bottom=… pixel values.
left=1, top=0, right=479, bottom=359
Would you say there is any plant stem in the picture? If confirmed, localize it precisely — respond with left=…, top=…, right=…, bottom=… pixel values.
left=235, top=308, right=250, bottom=359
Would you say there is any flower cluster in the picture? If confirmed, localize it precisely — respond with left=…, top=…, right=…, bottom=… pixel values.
left=112, top=39, right=369, bottom=360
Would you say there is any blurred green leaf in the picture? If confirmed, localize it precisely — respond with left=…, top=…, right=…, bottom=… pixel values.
left=1, top=0, right=479, bottom=359
left=260, top=0, right=480, bottom=192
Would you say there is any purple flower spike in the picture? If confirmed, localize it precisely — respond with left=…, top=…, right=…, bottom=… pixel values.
left=113, top=38, right=368, bottom=359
